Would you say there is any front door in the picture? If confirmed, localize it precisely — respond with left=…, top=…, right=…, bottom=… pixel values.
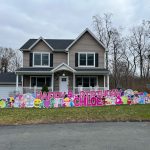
left=59, top=76, right=68, bottom=93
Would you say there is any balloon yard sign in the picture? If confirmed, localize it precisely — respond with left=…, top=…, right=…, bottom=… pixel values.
left=0, top=89, right=150, bottom=108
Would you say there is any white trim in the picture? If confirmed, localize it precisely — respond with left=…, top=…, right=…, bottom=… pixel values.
left=104, top=51, right=106, bottom=68
left=29, top=37, right=54, bottom=51
left=52, top=73, right=54, bottom=92
left=51, top=63, right=76, bottom=72
left=107, top=75, right=109, bottom=90
left=16, top=74, right=18, bottom=90
left=59, top=76, right=69, bottom=92
left=78, top=52, right=95, bottom=67
left=33, top=52, right=50, bottom=67
left=104, top=75, right=105, bottom=89
left=67, top=51, right=69, bottom=65
left=66, top=28, right=106, bottom=51
left=73, top=73, right=75, bottom=93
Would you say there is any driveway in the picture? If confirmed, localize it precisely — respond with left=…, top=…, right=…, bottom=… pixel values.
left=0, top=122, right=150, bottom=150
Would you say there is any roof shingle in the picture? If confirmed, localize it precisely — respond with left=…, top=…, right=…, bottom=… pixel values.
left=20, top=39, right=74, bottom=50
left=0, top=72, right=21, bottom=84
left=16, top=68, right=53, bottom=72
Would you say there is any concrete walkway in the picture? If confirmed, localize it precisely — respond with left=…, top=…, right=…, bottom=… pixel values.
left=0, top=122, right=150, bottom=150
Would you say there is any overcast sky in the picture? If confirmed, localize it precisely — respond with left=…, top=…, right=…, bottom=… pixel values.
left=0, top=0, right=150, bottom=49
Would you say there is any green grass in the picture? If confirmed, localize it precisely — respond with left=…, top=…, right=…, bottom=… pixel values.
left=0, top=104, right=150, bottom=125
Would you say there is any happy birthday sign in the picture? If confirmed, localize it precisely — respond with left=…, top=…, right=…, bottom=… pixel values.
left=0, top=89, right=150, bottom=108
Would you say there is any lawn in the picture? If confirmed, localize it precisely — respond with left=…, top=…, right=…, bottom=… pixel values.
left=0, top=104, right=150, bottom=125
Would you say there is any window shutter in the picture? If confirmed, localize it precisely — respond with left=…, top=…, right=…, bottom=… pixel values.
left=30, top=53, right=33, bottom=67
left=50, top=53, right=53, bottom=67
left=95, top=53, right=98, bottom=67
left=75, top=53, right=78, bottom=67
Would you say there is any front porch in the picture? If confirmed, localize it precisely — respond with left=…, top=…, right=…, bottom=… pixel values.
left=16, top=74, right=109, bottom=94
left=15, top=63, right=109, bottom=94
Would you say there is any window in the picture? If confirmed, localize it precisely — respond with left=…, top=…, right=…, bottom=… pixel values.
left=90, top=77, right=97, bottom=87
left=42, top=54, right=49, bottom=66
left=33, top=53, right=49, bottom=66
left=31, top=76, right=51, bottom=87
left=31, top=77, right=36, bottom=87
left=34, top=54, right=41, bottom=66
left=62, top=78, right=67, bottom=82
left=76, top=76, right=97, bottom=87
left=79, top=53, right=95, bottom=67
left=80, top=54, right=86, bottom=66
left=87, top=54, right=94, bottom=66
left=37, top=77, right=45, bottom=87
left=76, top=77, right=82, bottom=86
left=83, top=77, right=89, bottom=87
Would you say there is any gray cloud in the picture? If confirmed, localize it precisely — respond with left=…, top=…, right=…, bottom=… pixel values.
left=0, top=0, right=150, bottom=49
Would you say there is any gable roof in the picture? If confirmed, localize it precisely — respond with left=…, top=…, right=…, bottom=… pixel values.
left=66, top=28, right=106, bottom=51
left=28, top=37, right=54, bottom=51
left=20, top=28, right=105, bottom=52
left=20, top=38, right=74, bottom=51
left=51, top=63, right=76, bottom=73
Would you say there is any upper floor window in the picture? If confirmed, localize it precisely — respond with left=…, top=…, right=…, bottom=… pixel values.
left=78, top=52, right=95, bottom=67
left=33, top=52, right=49, bottom=67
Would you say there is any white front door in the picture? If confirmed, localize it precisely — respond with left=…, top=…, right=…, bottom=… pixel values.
left=59, top=76, right=68, bottom=93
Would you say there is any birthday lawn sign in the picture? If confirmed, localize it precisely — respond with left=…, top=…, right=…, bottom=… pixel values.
left=0, top=89, right=150, bottom=108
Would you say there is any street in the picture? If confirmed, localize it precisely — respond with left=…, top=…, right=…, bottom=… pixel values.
left=0, top=122, right=150, bottom=150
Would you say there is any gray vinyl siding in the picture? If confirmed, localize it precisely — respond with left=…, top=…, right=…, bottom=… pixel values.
left=53, top=53, right=67, bottom=67
left=69, top=32, right=105, bottom=68
left=23, top=52, right=30, bottom=67
left=31, top=40, right=53, bottom=52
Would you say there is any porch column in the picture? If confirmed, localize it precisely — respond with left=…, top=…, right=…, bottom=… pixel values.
left=16, top=74, right=19, bottom=91
left=52, top=73, right=54, bottom=92
left=107, top=75, right=109, bottom=90
left=73, top=73, right=75, bottom=94
left=21, top=75, right=23, bottom=94
left=104, top=75, right=106, bottom=90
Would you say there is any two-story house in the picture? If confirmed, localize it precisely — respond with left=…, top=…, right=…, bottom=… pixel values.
left=16, top=28, right=109, bottom=93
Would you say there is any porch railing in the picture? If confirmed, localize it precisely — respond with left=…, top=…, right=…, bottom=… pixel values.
left=16, top=86, right=108, bottom=94
left=16, top=87, right=53, bottom=94
left=74, top=87, right=109, bottom=94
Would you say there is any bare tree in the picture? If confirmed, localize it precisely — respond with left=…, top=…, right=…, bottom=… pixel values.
left=129, top=20, right=150, bottom=78
left=8, top=50, right=22, bottom=72
left=110, top=29, right=124, bottom=88
left=93, top=13, right=114, bottom=69
left=0, top=47, right=22, bottom=73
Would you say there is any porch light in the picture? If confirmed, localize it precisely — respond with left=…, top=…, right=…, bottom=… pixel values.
left=62, top=73, right=65, bottom=76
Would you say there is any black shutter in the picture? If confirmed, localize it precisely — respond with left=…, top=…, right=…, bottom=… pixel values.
left=50, top=53, right=53, bottom=67
left=95, top=53, right=98, bottom=67
left=30, top=53, right=33, bottom=67
left=75, top=53, right=78, bottom=67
